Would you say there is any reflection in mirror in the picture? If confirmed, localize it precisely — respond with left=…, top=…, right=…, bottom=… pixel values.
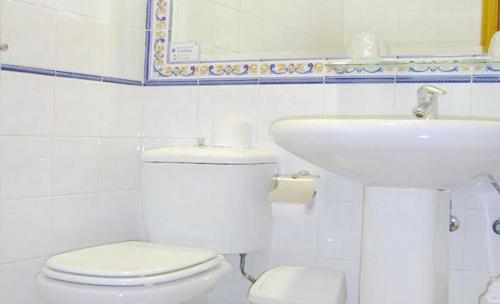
left=171, top=0, right=487, bottom=62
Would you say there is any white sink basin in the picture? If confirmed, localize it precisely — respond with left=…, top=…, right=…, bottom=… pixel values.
left=270, top=116, right=500, bottom=189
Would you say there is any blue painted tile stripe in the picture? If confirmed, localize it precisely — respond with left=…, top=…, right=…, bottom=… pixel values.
left=103, top=77, right=143, bottom=86
left=146, top=0, right=153, bottom=30
left=199, top=78, right=259, bottom=86
left=325, top=76, right=394, bottom=84
left=144, top=80, right=199, bottom=86
left=396, top=75, right=471, bottom=83
left=259, top=77, right=324, bottom=85
left=56, top=71, right=102, bottom=82
left=472, top=75, right=500, bottom=83
left=144, top=31, right=152, bottom=82
left=1, top=64, right=56, bottom=76
left=1, top=64, right=143, bottom=86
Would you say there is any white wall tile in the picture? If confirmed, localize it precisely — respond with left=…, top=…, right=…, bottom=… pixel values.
left=0, top=198, right=51, bottom=263
left=270, top=202, right=319, bottom=256
left=471, top=83, right=500, bottom=118
left=324, top=83, right=395, bottom=116
left=15, top=0, right=58, bottom=9
left=52, top=138, right=99, bottom=195
left=1, top=0, right=57, bottom=69
left=56, top=13, right=104, bottom=75
left=449, top=208, right=466, bottom=270
left=460, top=271, right=492, bottom=304
left=0, top=72, right=55, bottom=136
left=451, top=181, right=500, bottom=211
left=59, top=0, right=105, bottom=19
left=250, top=252, right=316, bottom=275
left=399, top=11, right=439, bottom=44
left=319, top=172, right=364, bottom=203
left=51, top=194, right=98, bottom=253
left=142, top=86, right=198, bottom=138
left=0, top=258, right=46, bottom=304
left=142, top=138, right=195, bottom=151
left=317, top=201, right=363, bottom=260
left=102, top=25, right=145, bottom=80
left=394, top=83, right=472, bottom=117
left=449, top=271, right=462, bottom=304
left=208, top=254, right=253, bottom=304
left=98, top=139, right=141, bottom=192
left=53, top=78, right=103, bottom=136
left=105, top=0, right=147, bottom=29
left=463, top=209, right=500, bottom=273
left=0, top=137, right=52, bottom=200
left=257, top=84, right=324, bottom=141
left=197, top=85, right=259, bottom=141
left=256, top=141, right=325, bottom=176
left=97, top=191, right=141, bottom=244
left=101, top=84, right=143, bottom=138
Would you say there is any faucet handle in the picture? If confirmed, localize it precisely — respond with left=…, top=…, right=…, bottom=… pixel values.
left=418, top=85, right=447, bottom=98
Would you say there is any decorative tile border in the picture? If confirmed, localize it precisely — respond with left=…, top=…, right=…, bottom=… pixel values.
left=145, top=0, right=500, bottom=86
left=2, top=1, right=500, bottom=87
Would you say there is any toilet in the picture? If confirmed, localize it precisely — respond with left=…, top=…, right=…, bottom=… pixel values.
left=36, top=145, right=347, bottom=304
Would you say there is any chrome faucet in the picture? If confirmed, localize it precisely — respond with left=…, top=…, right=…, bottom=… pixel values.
left=413, top=85, right=447, bottom=119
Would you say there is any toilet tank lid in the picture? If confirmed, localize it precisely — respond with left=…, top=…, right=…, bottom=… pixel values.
left=249, top=266, right=347, bottom=304
left=141, top=146, right=278, bottom=165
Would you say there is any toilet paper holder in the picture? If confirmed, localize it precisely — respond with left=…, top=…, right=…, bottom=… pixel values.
left=268, top=170, right=319, bottom=204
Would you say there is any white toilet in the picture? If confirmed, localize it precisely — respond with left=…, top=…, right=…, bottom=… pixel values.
left=36, top=145, right=348, bottom=304
left=36, top=146, right=277, bottom=304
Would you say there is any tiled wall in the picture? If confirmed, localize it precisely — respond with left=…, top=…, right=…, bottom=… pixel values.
left=0, top=1, right=499, bottom=304
left=0, top=0, right=146, bottom=81
left=0, top=72, right=146, bottom=304
left=131, top=81, right=500, bottom=304
left=1, top=69, right=500, bottom=304
left=0, top=0, right=147, bottom=303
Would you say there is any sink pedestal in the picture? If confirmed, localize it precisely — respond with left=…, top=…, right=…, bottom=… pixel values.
left=360, top=187, right=449, bottom=304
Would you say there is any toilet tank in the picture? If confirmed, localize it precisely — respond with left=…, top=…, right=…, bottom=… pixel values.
left=141, top=146, right=277, bottom=254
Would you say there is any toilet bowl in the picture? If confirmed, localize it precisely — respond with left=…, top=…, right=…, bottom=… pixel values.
left=36, top=242, right=231, bottom=304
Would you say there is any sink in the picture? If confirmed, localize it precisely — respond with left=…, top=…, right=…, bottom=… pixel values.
left=270, top=115, right=500, bottom=304
left=270, top=116, right=500, bottom=189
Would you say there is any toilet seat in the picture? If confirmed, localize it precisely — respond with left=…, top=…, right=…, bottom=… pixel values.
left=42, top=241, right=224, bottom=286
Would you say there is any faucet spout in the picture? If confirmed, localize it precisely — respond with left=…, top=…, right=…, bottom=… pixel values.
left=413, top=85, right=447, bottom=119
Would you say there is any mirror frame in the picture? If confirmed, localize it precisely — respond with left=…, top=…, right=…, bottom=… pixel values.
left=145, top=0, right=500, bottom=84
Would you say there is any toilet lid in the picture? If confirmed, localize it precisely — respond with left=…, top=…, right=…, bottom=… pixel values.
left=45, top=241, right=219, bottom=278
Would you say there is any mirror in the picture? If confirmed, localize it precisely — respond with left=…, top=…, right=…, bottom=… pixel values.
left=171, top=0, right=486, bottom=62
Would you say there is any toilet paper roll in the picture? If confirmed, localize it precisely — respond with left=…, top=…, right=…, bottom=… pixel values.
left=268, top=175, right=318, bottom=204
left=213, top=118, right=252, bottom=148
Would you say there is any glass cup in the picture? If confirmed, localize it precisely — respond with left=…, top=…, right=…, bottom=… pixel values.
left=350, top=33, right=382, bottom=64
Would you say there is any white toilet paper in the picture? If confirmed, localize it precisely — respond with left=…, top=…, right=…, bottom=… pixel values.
left=212, top=118, right=252, bottom=148
left=268, top=175, right=318, bottom=204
